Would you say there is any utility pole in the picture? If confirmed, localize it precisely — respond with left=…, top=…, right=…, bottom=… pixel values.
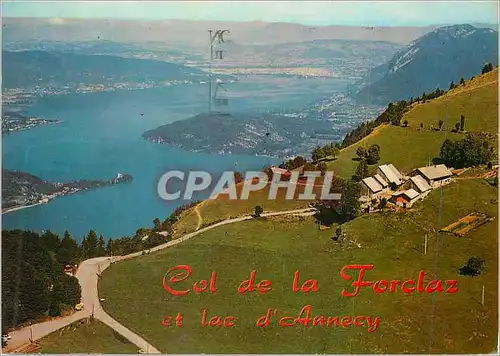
left=424, top=234, right=428, bottom=255
left=481, top=285, right=485, bottom=306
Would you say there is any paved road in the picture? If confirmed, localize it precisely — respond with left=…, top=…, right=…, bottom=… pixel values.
left=5, top=207, right=317, bottom=354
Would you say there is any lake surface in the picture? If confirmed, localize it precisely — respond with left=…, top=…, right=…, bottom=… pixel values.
left=2, top=76, right=352, bottom=240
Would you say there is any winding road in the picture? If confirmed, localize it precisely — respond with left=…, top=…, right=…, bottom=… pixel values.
left=4, top=207, right=316, bottom=354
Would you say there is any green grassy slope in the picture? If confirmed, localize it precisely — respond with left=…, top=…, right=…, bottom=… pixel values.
left=38, top=318, right=138, bottom=354
left=100, top=179, right=498, bottom=354
left=328, top=68, right=498, bottom=178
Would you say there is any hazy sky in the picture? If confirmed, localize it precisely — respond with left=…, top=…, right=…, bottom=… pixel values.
left=2, top=1, right=498, bottom=26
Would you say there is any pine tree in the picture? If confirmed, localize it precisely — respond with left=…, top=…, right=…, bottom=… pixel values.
left=153, top=218, right=162, bottom=231
left=86, top=230, right=99, bottom=258
left=340, top=181, right=361, bottom=220
left=98, top=235, right=106, bottom=256
left=57, top=231, right=78, bottom=266
left=353, top=160, right=369, bottom=182
left=81, top=237, right=89, bottom=258
left=106, top=238, right=114, bottom=256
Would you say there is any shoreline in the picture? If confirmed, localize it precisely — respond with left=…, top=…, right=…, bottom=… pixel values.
left=2, top=202, right=45, bottom=215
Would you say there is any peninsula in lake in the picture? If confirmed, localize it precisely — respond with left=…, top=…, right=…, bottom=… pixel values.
left=2, top=169, right=133, bottom=214
left=142, top=112, right=341, bottom=158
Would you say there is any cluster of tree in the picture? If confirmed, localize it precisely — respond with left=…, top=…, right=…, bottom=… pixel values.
left=453, top=115, right=466, bottom=132
left=280, top=156, right=306, bottom=170
left=315, top=170, right=361, bottom=225
left=2, top=230, right=82, bottom=333
left=448, top=78, right=466, bottom=90
left=459, top=257, right=485, bottom=277
left=80, top=230, right=106, bottom=260
left=414, top=87, right=446, bottom=103
left=2, top=199, right=202, bottom=331
left=311, top=143, right=341, bottom=162
left=276, top=154, right=332, bottom=176
left=481, top=62, right=494, bottom=74
left=356, top=145, right=380, bottom=164
left=109, top=201, right=200, bottom=256
left=439, top=132, right=494, bottom=169
left=351, top=145, right=381, bottom=182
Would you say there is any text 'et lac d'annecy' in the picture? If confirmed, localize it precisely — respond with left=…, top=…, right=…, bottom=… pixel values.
left=160, top=264, right=458, bottom=333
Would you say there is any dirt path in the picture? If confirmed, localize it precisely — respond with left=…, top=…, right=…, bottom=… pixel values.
left=194, top=205, right=203, bottom=231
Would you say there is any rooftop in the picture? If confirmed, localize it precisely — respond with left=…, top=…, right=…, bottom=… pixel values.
left=410, top=175, right=432, bottom=192
left=392, top=188, right=420, bottom=200
left=270, top=166, right=290, bottom=175
left=404, top=189, right=420, bottom=200
left=373, top=174, right=389, bottom=187
left=417, top=164, right=453, bottom=180
left=378, top=164, right=402, bottom=185
left=362, top=177, right=383, bottom=193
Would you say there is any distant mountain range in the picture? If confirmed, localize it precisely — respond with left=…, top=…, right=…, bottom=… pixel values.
left=2, top=50, right=209, bottom=89
left=6, top=18, right=495, bottom=47
left=355, top=24, right=498, bottom=104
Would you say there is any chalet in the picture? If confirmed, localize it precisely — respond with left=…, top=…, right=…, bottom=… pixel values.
left=376, top=164, right=404, bottom=187
left=411, top=164, right=453, bottom=187
left=361, top=177, right=385, bottom=199
left=408, top=175, right=432, bottom=194
left=391, top=189, right=420, bottom=208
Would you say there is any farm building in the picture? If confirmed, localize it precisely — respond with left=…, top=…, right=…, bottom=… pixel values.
left=407, top=175, right=432, bottom=194
left=376, top=164, right=404, bottom=187
left=411, top=164, right=453, bottom=187
left=360, top=176, right=390, bottom=200
left=391, top=189, right=420, bottom=208
left=373, top=174, right=389, bottom=189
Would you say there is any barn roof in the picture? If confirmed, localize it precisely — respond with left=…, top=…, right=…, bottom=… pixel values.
left=378, top=164, right=402, bottom=185
left=417, top=165, right=453, bottom=181
left=362, top=177, right=383, bottom=193
left=387, top=164, right=403, bottom=179
left=410, top=175, right=432, bottom=192
left=373, top=174, right=389, bottom=187
left=392, top=189, right=420, bottom=201
left=404, top=189, right=420, bottom=200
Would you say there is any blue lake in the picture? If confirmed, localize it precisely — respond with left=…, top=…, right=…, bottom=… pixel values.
left=2, top=76, right=351, bottom=240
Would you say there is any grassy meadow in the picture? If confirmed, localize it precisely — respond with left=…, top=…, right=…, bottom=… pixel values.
left=38, top=318, right=138, bottom=354
left=100, top=179, right=498, bottom=354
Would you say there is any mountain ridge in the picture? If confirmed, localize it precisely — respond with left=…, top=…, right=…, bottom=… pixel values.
left=355, top=24, right=498, bottom=105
